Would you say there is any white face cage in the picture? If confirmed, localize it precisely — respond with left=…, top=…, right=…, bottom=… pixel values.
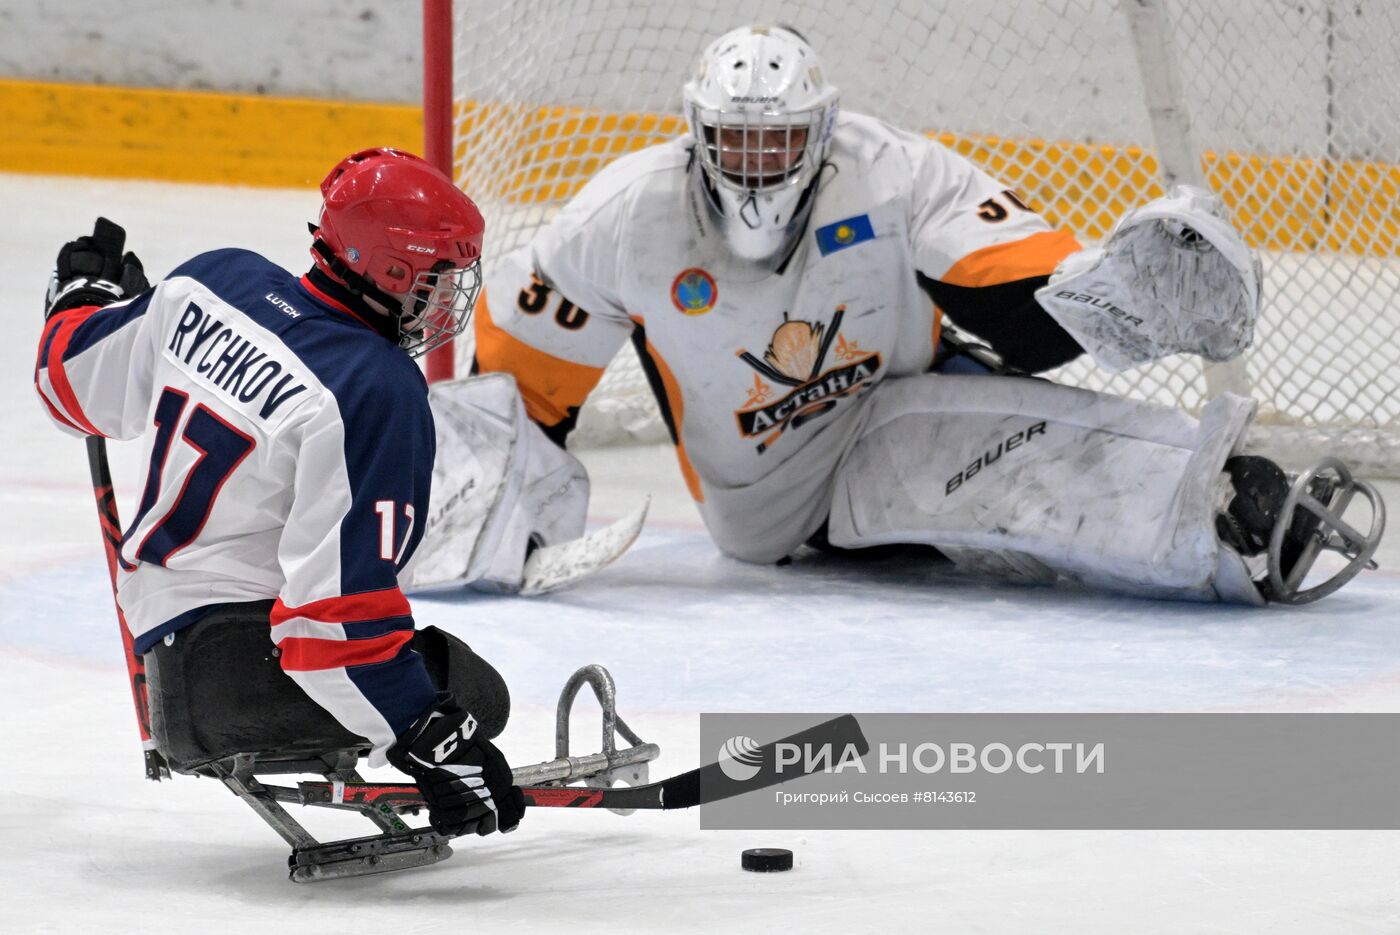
left=686, top=102, right=833, bottom=196
left=398, top=259, right=482, bottom=359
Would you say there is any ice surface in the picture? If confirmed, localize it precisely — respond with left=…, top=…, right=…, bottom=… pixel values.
left=2, top=173, right=1399, bottom=933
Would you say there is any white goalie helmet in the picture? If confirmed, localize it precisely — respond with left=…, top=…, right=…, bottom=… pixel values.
left=683, top=25, right=839, bottom=263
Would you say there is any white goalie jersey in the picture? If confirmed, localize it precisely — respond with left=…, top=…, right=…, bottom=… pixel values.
left=476, top=112, right=1080, bottom=550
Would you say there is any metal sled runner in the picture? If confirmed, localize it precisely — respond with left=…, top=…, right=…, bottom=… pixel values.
left=186, top=664, right=660, bottom=882
left=160, top=656, right=867, bottom=882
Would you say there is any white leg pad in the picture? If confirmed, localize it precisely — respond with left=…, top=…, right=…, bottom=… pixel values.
left=827, top=374, right=1262, bottom=603
left=404, top=373, right=588, bottom=592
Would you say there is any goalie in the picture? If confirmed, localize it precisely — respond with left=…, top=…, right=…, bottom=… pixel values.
left=472, top=24, right=1384, bottom=604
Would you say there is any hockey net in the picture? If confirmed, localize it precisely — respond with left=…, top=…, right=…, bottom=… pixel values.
left=432, top=0, right=1400, bottom=476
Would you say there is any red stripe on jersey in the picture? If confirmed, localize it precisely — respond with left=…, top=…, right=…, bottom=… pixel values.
left=35, top=305, right=90, bottom=374
left=33, top=316, right=88, bottom=433
left=929, top=304, right=944, bottom=367
left=36, top=386, right=88, bottom=434
left=278, top=629, right=414, bottom=672
left=41, top=305, right=107, bottom=437
left=271, top=587, right=412, bottom=626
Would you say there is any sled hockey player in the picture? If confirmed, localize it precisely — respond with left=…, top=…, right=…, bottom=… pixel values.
left=473, top=24, right=1384, bottom=605
left=34, top=148, right=525, bottom=839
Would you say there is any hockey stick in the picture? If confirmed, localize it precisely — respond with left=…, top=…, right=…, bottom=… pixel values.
left=299, top=713, right=869, bottom=812
left=519, top=498, right=649, bottom=595
left=85, top=435, right=170, bottom=781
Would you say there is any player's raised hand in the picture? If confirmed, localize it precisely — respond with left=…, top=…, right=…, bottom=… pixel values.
left=46, top=217, right=150, bottom=318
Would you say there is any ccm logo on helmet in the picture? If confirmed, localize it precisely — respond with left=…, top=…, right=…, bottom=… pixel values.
left=405, top=244, right=436, bottom=254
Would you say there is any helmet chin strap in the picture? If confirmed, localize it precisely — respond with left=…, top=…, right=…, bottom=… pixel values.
left=692, top=166, right=821, bottom=268
left=308, top=226, right=409, bottom=325
left=739, top=194, right=762, bottom=229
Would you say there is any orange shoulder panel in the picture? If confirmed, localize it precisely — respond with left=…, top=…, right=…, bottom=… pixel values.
left=939, top=229, right=1081, bottom=288
left=472, top=288, right=607, bottom=428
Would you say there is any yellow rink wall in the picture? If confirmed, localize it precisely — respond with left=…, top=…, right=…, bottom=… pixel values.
left=457, top=104, right=1399, bottom=257
left=0, top=79, right=423, bottom=188
left=3, top=80, right=1396, bottom=257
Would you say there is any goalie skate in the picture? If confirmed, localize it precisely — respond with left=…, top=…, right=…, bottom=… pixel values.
left=1219, top=455, right=1386, bottom=603
left=1265, top=458, right=1386, bottom=604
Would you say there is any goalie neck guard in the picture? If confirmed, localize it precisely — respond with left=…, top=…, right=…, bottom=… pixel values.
left=683, top=25, right=839, bottom=265
left=310, top=148, right=485, bottom=358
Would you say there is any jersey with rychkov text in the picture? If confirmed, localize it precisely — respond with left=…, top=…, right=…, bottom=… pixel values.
left=36, top=249, right=437, bottom=763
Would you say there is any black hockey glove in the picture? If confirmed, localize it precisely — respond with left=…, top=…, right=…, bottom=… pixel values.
left=45, top=217, right=150, bottom=318
left=387, top=695, right=525, bottom=838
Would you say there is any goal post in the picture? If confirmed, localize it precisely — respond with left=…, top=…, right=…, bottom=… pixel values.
left=422, top=0, right=456, bottom=384
left=425, top=0, right=1400, bottom=475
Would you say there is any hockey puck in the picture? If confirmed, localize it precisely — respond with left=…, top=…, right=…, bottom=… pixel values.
left=741, top=848, right=793, bottom=872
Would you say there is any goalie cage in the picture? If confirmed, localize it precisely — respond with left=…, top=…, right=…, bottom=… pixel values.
left=422, top=0, right=1400, bottom=478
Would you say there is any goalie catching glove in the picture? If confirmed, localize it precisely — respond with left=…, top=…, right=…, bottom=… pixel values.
left=387, top=695, right=526, bottom=837
left=46, top=217, right=150, bottom=318
left=1035, top=185, right=1262, bottom=372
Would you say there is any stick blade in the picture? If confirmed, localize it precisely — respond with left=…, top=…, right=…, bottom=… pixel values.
left=660, top=713, right=869, bottom=810
left=519, top=498, right=649, bottom=596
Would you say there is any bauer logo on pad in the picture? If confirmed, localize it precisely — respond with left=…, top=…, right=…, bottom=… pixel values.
left=815, top=214, right=875, bottom=256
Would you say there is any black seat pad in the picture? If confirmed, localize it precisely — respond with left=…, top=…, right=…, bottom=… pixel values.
left=145, top=601, right=509, bottom=773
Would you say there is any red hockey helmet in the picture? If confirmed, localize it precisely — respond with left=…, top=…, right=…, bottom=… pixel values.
left=311, top=147, right=485, bottom=358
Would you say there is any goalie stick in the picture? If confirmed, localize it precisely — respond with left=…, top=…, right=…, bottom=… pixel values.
left=519, top=498, right=649, bottom=595
left=409, top=498, right=650, bottom=596
left=85, top=436, right=170, bottom=781
left=297, top=713, right=869, bottom=813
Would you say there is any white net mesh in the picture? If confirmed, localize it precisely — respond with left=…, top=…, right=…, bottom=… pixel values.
left=445, top=0, right=1400, bottom=474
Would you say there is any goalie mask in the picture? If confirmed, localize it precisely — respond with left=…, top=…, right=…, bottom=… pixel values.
left=311, top=147, right=485, bottom=358
left=683, top=25, right=839, bottom=264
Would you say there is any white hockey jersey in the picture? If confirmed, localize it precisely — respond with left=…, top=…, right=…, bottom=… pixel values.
left=477, top=112, right=1080, bottom=558
left=35, top=250, right=438, bottom=763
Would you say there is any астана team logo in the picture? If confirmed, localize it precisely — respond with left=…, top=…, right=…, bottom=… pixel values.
left=735, top=305, right=881, bottom=453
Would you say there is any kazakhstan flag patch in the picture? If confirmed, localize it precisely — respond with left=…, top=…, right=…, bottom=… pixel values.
left=814, top=214, right=875, bottom=256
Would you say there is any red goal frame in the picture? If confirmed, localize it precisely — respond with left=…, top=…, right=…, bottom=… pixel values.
left=422, top=0, right=457, bottom=383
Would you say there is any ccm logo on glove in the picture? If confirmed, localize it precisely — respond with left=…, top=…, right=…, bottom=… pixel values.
left=431, top=713, right=478, bottom=762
